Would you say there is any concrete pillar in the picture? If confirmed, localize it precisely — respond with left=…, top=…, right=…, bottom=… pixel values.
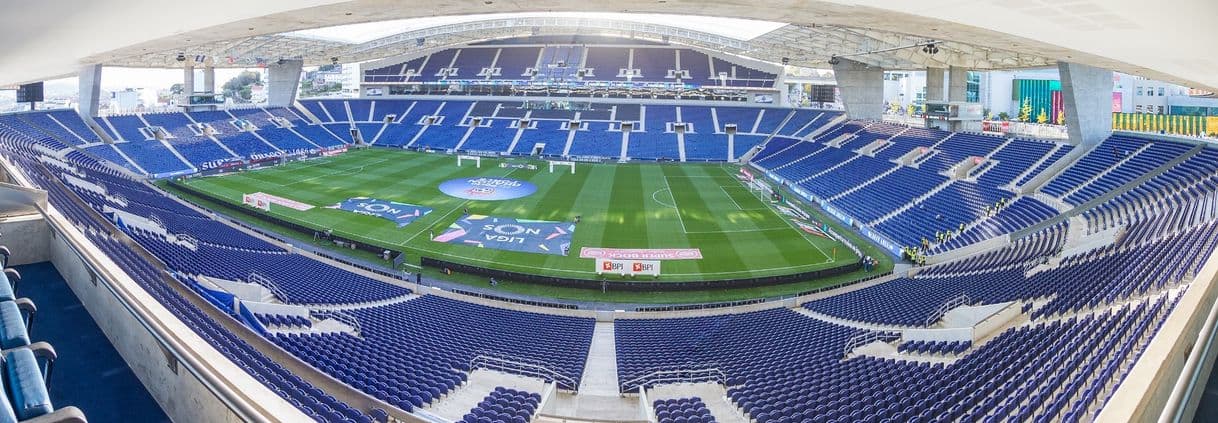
left=948, top=66, right=968, bottom=102
left=183, top=64, right=195, bottom=95
left=1058, top=62, right=1114, bottom=147
left=202, top=66, right=216, bottom=93
left=831, top=58, right=885, bottom=120
left=77, top=64, right=103, bottom=117
left=267, top=59, right=304, bottom=108
left=926, top=67, right=946, bottom=102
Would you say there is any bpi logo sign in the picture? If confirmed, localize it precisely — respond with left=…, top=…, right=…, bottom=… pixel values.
left=439, top=177, right=538, bottom=201
left=596, top=259, right=661, bottom=276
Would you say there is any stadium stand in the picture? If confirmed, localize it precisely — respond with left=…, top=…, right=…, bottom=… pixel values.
left=363, top=40, right=778, bottom=89
left=2, top=100, right=1217, bottom=422
left=654, top=397, right=716, bottom=423
left=460, top=387, right=540, bottom=423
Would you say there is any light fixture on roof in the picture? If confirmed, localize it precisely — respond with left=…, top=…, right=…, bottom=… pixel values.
left=922, top=43, right=940, bottom=55
left=176, top=52, right=186, bottom=62
left=331, top=57, right=340, bottom=65
left=827, top=55, right=840, bottom=65
left=781, top=57, right=790, bottom=65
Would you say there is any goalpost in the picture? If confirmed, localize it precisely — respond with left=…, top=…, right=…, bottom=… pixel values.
left=457, top=155, right=481, bottom=168
left=548, top=160, right=576, bottom=174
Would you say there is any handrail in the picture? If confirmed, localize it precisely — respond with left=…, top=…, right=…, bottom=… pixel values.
left=925, top=294, right=972, bottom=327
left=311, top=309, right=362, bottom=335
left=247, top=271, right=288, bottom=303
left=618, top=365, right=726, bottom=393
left=842, top=331, right=900, bottom=357
left=470, top=354, right=577, bottom=391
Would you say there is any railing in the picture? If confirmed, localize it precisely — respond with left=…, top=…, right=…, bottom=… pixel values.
left=470, top=354, right=577, bottom=391
left=618, top=364, right=726, bottom=393
left=176, top=233, right=199, bottom=250
left=842, top=331, right=901, bottom=357
left=246, top=271, right=288, bottom=303
left=925, top=294, right=972, bottom=327
left=146, top=212, right=164, bottom=229
left=311, top=309, right=362, bottom=335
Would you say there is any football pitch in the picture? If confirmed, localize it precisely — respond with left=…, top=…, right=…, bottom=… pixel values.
left=174, top=148, right=849, bottom=284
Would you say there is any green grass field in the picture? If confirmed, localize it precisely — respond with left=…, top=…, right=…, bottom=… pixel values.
left=174, top=148, right=851, bottom=284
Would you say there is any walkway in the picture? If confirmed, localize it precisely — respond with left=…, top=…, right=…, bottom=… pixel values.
left=15, top=262, right=169, bottom=422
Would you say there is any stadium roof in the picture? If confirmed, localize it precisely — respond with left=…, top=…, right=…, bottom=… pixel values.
left=1, top=0, right=1215, bottom=90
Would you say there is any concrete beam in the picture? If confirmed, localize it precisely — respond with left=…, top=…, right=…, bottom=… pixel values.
left=832, top=58, right=884, bottom=120
left=183, top=64, right=195, bottom=95
left=948, top=66, right=968, bottom=102
left=267, top=59, right=303, bottom=108
left=926, top=67, right=945, bottom=102
left=1058, top=61, right=1114, bottom=147
left=202, top=66, right=215, bottom=93
left=77, top=64, right=102, bottom=117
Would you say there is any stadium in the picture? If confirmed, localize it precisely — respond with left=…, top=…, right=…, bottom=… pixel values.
left=0, top=1, right=1216, bottom=422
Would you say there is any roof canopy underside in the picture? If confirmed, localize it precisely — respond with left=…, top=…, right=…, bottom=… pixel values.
left=1, top=0, right=1214, bottom=90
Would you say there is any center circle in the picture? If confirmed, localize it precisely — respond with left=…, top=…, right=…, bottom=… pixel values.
left=438, top=177, right=538, bottom=201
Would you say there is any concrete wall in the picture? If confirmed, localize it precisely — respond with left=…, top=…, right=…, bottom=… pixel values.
left=948, top=66, right=968, bottom=102
left=0, top=214, right=51, bottom=266
left=267, top=59, right=304, bottom=108
left=1059, top=62, right=1114, bottom=147
left=926, top=67, right=945, bottom=103
left=77, top=65, right=103, bottom=118
left=831, top=59, right=884, bottom=120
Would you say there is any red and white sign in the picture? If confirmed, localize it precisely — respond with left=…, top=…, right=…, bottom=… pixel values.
left=242, top=192, right=314, bottom=211
left=242, top=193, right=271, bottom=211
left=595, top=258, right=661, bottom=276
left=321, top=146, right=348, bottom=157
left=580, top=247, right=702, bottom=260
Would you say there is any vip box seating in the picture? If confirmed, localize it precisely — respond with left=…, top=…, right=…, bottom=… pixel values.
left=271, top=296, right=593, bottom=410
left=461, top=387, right=541, bottom=423
left=0, top=234, right=86, bottom=422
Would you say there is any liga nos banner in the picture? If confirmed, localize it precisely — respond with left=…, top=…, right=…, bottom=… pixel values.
left=595, top=258, right=661, bottom=277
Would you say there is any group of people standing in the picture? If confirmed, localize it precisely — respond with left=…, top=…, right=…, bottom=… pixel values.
left=903, top=197, right=1013, bottom=266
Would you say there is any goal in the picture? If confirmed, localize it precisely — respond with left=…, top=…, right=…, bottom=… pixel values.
left=548, top=160, right=576, bottom=174
left=457, top=155, right=481, bottom=168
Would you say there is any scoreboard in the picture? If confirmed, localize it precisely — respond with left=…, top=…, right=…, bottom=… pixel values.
left=16, top=82, right=43, bottom=103
left=808, top=84, right=837, bottom=104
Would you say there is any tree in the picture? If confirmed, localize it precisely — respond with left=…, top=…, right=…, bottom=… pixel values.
left=1018, top=97, right=1032, bottom=122
left=997, top=112, right=1010, bottom=121
left=1055, top=109, right=1066, bottom=125
left=1036, top=108, right=1049, bottom=124
left=221, top=71, right=262, bottom=101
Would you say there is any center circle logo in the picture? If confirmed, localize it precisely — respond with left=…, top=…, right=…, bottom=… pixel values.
left=438, top=177, right=537, bottom=201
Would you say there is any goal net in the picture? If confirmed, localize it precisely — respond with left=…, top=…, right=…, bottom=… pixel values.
left=457, top=155, right=481, bottom=168
left=548, top=160, right=576, bottom=174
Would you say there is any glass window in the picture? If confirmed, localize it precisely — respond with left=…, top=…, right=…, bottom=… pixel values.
left=1158, top=87, right=1165, bottom=96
